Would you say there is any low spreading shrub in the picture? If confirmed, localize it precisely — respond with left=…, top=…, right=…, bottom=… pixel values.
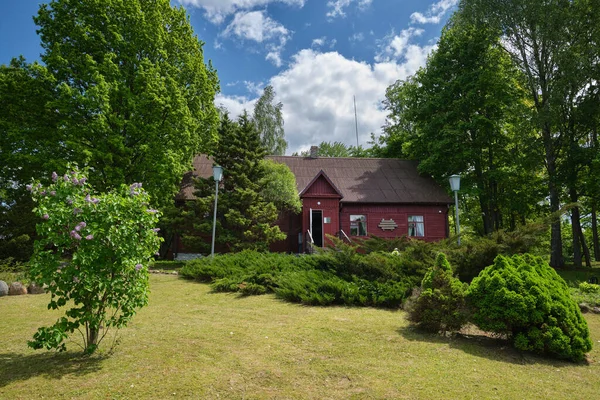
left=467, top=254, right=592, bottom=361
left=578, top=282, right=600, bottom=294
left=405, top=253, right=468, bottom=333
left=181, top=249, right=413, bottom=308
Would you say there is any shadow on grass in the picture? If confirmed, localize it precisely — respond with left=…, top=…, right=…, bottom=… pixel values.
left=397, top=325, right=588, bottom=367
left=0, top=351, right=106, bottom=388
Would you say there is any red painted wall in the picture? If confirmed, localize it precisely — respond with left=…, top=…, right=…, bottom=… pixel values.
left=270, top=211, right=303, bottom=253
left=340, top=203, right=449, bottom=242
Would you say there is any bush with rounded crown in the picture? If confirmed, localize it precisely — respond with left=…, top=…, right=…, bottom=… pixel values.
left=405, top=253, right=468, bottom=333
left=467, top=254, right=592, bottom=361
left=27, top=168, right=162, bottom=354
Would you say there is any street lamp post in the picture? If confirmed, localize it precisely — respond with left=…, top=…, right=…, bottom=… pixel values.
left=211, top=165, right=223, bottom=257
left=449, top=174, right=461, bottom=245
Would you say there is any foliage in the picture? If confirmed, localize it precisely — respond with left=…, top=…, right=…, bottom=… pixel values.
left=382, top=12, right=542, bottom=236
left=259, top=159, right=301, bottom=214
left=0, top=0, right=219, bottom=261
left=405, top=253, right=469, bottom=333
left=181, top=113, right=285, bottom=252
left=467, top=254, right=592, bottom=361
left=578, top=282, right=600, bottom=294
left=0, top=58, right=64, bottom=261
left=31, top=0, right=220, bottom=209
left=253, top=85, right=287, bottom=155
left=27, top=168, right=162, bottom=354
left=180, top=249, right=414, bottom=308
left=292, top=141, right=371, bottom=157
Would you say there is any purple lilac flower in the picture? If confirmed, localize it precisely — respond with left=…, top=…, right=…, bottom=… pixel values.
left=152, top=228, right=160, bottom=232
left=85, top=234, right=94, bottom=240
left=73, top=208, right=82, bottom=215
left=91, top=198, right=100, bottom=204
left=72, top=177, right=79, bottom=185
left=26, top=184, right=33, bottom=191
left=42, top=214, right=49, bottom=220
left=80, top=177, right=87, bottom=185
left=74, top=221, right=86, bottom=231
left=70, top=171, right=76, bottom=175
left=85, top=194, right=92, bottom=202
left=50, top=191, right=56, bottom=196
left=135, top=264, right=143, bottom=271
left=37, top=183, right=42, bottom=189
left=52, top=172, right=58, bottom=182
left=64, top=174, right=70, bottom=182
left=70, top=230, right=82, bottom=240
left=67, top=199, right=73, bottom=205
left=40, top=191, right=46, bottom=196
left=155, top=252, right=160, bottom=256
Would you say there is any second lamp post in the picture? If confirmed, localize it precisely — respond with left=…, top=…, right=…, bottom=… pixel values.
left=449, top=174, right=461, bottom=245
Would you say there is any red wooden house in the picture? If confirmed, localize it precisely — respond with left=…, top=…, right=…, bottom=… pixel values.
left=177, top=151, right=453, bottom=255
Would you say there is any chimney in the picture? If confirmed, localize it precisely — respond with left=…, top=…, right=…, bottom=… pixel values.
left=309, top=146, right=318, bottom=158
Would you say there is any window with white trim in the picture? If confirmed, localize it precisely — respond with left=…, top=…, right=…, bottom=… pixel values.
left=350, top=215, right=367, bottom=236
left=408, top=215, right=424, bottom=237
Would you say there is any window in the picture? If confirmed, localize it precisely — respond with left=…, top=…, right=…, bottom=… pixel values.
left=350, top=215, right=367, bottom=236
left=408, top=215, right=424, bottom=237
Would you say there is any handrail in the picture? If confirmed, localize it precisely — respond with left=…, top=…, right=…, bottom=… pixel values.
left=340, top=229, right=352, bottom=243
left=307, top=229, right=314, bottom=244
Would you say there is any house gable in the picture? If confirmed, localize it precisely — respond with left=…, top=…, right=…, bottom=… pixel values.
left=299, top=170, right=343, bottom=199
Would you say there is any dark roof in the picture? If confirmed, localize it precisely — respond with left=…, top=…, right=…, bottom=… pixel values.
left=178, top=155, right=453, bottom=205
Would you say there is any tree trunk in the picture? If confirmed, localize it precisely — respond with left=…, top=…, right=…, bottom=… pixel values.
left=580, top=227, right=592, bottom=268
left=571, top=207, right=583, bottom=267
left=592, top=204, right=600, bottom=261
left=547, top=155, right=563, bottom=268
left=86, top=323, right=99, bottom=354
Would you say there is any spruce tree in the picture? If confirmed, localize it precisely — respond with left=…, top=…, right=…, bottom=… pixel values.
left=183, top=113, right=285, bottom=252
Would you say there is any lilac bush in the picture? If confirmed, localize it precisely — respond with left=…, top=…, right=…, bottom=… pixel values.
left=28, top=169, right=162, bottom=354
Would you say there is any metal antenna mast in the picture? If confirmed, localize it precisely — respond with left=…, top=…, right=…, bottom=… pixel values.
left=354, top=95, right=359, bottom=148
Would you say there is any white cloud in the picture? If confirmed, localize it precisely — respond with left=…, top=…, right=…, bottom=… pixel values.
left=216, top=44, right=435, bottom=154
left=375, top=28, right=430, bottom=63
left=312, top=36, right=337, bottom=49
left=222, top=10, right=291, bottom=66
left=177, top=0, right=305, bottom=24
left=215, top=93, right=256, bottom=117
left=312, top=37, right=326, bottom=47
left=326, top=0, right=373, bottom=20
left=410, top=0, right=458, bottom=25
left=349, top=32, right=365, bottom=43
left=223, top=10, right=288, bottom=43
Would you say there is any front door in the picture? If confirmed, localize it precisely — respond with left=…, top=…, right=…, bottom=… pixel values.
left=311, top=209, right=323, bottom=247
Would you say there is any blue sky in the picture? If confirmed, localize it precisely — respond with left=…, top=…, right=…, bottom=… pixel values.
left=0, top=0, right=458, bottom=154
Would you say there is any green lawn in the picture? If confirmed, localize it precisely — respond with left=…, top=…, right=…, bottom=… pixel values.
left=2, top=274, right=600, bottom=399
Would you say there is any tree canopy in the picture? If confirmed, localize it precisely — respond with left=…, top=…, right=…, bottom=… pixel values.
left=253, top=85, right=287, bottom=155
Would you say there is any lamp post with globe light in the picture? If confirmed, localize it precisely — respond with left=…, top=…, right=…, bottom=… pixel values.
left=449, top=174, right=461, bottom=245
left=211, top=165, right=223, bottom=257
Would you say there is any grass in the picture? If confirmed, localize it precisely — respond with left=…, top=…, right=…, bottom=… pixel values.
left=2, top=274, right=600, bottom=399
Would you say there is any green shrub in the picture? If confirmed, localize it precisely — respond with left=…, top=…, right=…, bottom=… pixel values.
left=405, top=253, right=468, bottom=333
left=467, top=254, right=592, bottom=361
left=578, top=282, right=600, bottom=294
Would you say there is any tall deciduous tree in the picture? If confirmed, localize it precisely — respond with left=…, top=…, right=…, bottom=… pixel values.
left=253, top=85, right=287, bottom=155
left=0, top=58, right=64, bottom=261
left=383, top=15, right=542, bottom=235
left=459, top=0, right=578, bottom=267
left=34, top=0, right=220, bottom=208
left=183, top=113, right=285, bottom=252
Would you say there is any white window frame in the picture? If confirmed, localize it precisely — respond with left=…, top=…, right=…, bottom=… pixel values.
left=408, top=215, right=425, bottom=237
left=350, top=215, right=367, bottom=236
